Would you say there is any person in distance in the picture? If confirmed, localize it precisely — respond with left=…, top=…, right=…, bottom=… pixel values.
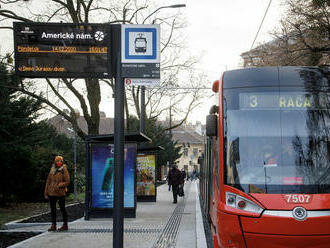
left=167, top=164, right=182, bottom=203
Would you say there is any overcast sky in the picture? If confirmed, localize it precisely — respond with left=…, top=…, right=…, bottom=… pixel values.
left=184, top=0, right=285, bottom=77
left=0, top=0, right=286, bottom=124
left=178, top=0, right=286, bottom=124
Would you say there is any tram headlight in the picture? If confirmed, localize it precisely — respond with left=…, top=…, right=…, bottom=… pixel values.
left=226, top=192, right=263, bottom=214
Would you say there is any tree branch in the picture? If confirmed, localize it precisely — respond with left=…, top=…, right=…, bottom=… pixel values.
left=0, top=10, right=33, bottom=22
left=0, top=26, right=12, bottom=29
left=51, top=0, right=68, bottom=9
left=6, top=80, right=86, bottom=139
left=45, top=78, right=75, bottom=114
left=161, top=18, right=176, bottom=53
left=0, top=0, right=21, bottom=4
left=128, top=6, right=147, bottom=23
left=47, top=6, right=66, bottom=22
left=61, top=78, right=92, bottom=126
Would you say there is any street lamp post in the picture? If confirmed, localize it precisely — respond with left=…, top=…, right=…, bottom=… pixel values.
left=73, top=130, right=77, bottom=201
left=140, top=3, right=186, bottom=134
left=67, top=127, right=77, bottom=202
left=142, top=4, right=186, bottom=24
left=140, top=86, right=146, bottom=134
left=169, top=103, right=173, bottom=165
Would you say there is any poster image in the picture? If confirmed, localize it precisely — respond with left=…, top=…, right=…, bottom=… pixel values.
left=91, top=143, right=136, bottom=208
left=136, top=154, right=156, bottom=196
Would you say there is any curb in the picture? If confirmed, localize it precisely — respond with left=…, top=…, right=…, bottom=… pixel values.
left=2, top=202, right=84, bottom=230
left=3, top=222, right=51, bottom=230
left=8, top=231, right=49, bottom=248
left=195, top=181, right=208, bottom=248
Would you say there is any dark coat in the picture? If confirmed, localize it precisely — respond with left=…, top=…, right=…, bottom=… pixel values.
left=167, top=168, right=182, bottom=186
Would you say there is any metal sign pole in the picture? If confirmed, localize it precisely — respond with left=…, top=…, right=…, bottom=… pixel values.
left=140, top=86, right=146, bottom=133
left=73, top=130, right=77, bottom=201
left=169, top=103, right=172, bottom=165
left=113, top=51, right=125, bottom=248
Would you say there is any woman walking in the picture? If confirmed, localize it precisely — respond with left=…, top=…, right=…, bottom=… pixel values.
left=44, top=155, right=70, bottom=231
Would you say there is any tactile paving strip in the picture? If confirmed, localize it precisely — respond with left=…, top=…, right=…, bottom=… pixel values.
left=152, top=183, right=191, bottom=248
left=66, top=228, right=162, bottom=233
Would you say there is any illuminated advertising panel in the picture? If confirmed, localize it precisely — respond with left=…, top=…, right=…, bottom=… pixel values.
left=13, top=22, right=111, bottom=78
left=91, top=143, right=135, bottom=208
left=136, top=154, right=156, bottom=196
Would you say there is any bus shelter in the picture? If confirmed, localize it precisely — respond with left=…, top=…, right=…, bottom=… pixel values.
left=85, top=133, right=151, bottom=219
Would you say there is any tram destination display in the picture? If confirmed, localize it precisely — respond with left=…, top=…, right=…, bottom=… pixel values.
left=13, top=22, right=111, bottom=78
left=239, top=92, right=330, bottom=110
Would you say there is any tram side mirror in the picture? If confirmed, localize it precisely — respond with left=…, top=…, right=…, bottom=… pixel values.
left=206, top=114, right=217, bottom=137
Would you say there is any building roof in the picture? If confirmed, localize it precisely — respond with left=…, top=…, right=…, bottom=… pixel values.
left=48, top=115, right=114, bottom=138
left=87, top=132, right=151, bottom=143
left=172, top=126, right=204, bottom=145
left=48, top=114, right=204, bottom=145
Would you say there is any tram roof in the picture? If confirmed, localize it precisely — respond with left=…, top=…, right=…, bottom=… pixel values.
left=222, top=66, right=330, bottom=89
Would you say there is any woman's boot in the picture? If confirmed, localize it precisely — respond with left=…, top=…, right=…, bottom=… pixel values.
left=48, top=224, right=56, bottom=232
left=58, top=223, right=68, bottom=231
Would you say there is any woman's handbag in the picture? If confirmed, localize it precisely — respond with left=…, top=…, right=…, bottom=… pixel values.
left=178, top=184, right=184, bottom=197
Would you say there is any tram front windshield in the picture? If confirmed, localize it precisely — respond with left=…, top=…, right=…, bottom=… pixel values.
left=224, top=87, right=330, bottom=194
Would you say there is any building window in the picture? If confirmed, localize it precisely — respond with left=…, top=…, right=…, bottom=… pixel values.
left=193, top=148, right=198, bottom=157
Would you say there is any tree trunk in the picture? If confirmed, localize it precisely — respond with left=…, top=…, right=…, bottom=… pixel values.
left=86, top=78, right=101, bottom=135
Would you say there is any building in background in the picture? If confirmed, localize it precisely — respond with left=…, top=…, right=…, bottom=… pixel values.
left=49, top=112, right=205, bottom=176
left=171, top=122, right=205, bottom=174
left=48, top=111, right=114, bottom=138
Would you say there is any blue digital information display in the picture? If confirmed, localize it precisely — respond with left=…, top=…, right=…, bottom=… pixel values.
left=91, top=143, right=136, bottom=208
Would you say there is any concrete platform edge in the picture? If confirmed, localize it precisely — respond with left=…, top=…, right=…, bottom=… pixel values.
left=8, top=231, right=49, bottom=248
left=195, top=181, right=208, bottom=248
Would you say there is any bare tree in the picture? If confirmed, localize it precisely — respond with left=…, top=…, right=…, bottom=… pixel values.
left=241, top=0, right=330, bottom=67
left=0, top=0, right=205, bottom=139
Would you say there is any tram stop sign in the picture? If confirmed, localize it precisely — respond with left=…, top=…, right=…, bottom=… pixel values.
left=121, top=24, right=160, bottom=79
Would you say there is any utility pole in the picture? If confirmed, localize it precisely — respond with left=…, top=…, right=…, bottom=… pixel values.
left=73, top=129, right=77, bottom=201
left=67, top=127, right=77, bottom=202
left=140, top=86, right=146, bottom=133
left=169, top=103, right=172, bottom=165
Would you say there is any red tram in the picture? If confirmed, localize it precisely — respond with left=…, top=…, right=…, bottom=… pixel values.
left=199, top=67, right=330, bottom=248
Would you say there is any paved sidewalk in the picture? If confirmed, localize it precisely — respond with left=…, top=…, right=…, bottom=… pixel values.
left=6, top=181, right=207, bottom=248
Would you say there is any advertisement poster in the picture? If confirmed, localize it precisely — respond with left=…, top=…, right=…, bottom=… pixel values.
left=91, top=144, right=135, bottom=208
left=136, top=154, right=156, bottom=196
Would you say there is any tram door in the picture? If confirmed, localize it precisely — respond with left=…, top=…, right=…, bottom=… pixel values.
left=204, top=139, right=212, bottom=218
left=209, top=137, right=216, bottom=224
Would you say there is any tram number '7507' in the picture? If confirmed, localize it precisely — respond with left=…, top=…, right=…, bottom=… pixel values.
left=284, top=194, right=311, bottom=204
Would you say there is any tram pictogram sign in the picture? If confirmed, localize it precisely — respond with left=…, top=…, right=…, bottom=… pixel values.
left=121, top=24, right=160, bottom=79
